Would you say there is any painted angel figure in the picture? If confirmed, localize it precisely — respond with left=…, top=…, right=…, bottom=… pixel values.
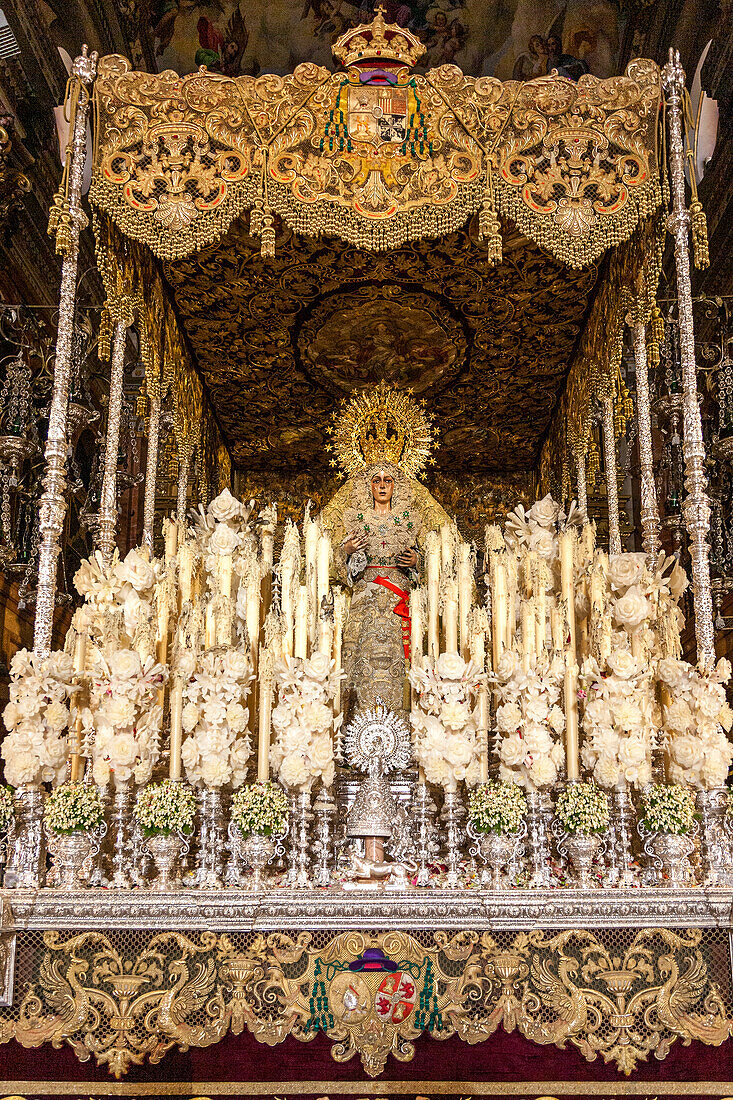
left=320, top=383, right=449, bottom=719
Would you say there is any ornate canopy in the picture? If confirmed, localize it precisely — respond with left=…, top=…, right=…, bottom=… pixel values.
left=79, top=12, right=666, bottom=512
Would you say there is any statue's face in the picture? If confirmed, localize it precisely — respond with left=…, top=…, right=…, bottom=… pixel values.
left=371, top=471, right=394, bottom=506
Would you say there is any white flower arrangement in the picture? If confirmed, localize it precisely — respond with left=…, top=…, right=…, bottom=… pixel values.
left=270, top=653, right=340, bottom=791
left=640, top=783, right=696, bottom=836
left=180, top=649, right=254, bottom=788
left=504, top=494, right=583, bottom=567
left=495, top=651, right=566, bottom=791
left=1, top=648, right=75, bottom=788
left=0, top=786, right=13, bottom=834
left=554, top=781, right=610, bottom=835
left=410, top=651, right=483, bottom=791
left=580, top=644, right=655, bottom=790
left=468, top=781, right=527, bottom=834
left=74, top=547, right=162, bottom=655
left=134, top=779, right=196, bottom=836
left=191, top=489, right=256, bottom=576
left=658, top=656, right=733, bottom=790
left=231, top=781, right=288, bottom=836
left=44, top=782, right=104, bottom=834
left=84, top=650, right=167, bottom=788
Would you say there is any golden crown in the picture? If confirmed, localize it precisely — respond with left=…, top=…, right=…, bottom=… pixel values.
left=329, top=381, right=435, bottom=478
left=332, top=5, right=426, bottom=68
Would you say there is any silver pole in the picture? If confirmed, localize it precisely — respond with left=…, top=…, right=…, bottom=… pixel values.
left=34, top=48, right=97, bottom=657
left=142, top=389, right=162, bottom=554
left=631, top=323, right=662, bottom=558
left=601, top=395, right=622, bottom=555
left=662, top=48, right=716, bottom=670
left=96, top=319, right=127, bottom=563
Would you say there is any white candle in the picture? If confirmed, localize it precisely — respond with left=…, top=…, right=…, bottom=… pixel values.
left=164, top=518, right=178, bottom=565
left=492, top=557, right=508, bottom=664
left=559, top=529, right=577, bottom=660
left=205, top=601, right=216, bottom=649
left=410, top=586, right=424, bottom=666
left=426, top=531, right=440, bottom=659
left=305, top=512, right=319, bottom=645
left=294, top=584, right=308, bottom=659
left=178, top=543, right=193, bottom=607
left=169, top=676, right=184, bottom=780
left=443, top=580, right=458, bottom=653
left=257, top=648, right=274, bottom=781
left=458, top=542, right=473, bottom=660
left=521, top=599, right=534, bottom=671
left=440, top=523, right=455, bottom=573
left=564, top=654, right=579, bottom=781
left=317, top=532, right=330, bottom=617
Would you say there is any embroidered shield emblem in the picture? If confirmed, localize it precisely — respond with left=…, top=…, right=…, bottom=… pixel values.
left=348, top=84, right=407, bottom=145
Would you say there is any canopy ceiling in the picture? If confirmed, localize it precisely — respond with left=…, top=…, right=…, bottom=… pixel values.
left=163, top=215, right=598, bottom=477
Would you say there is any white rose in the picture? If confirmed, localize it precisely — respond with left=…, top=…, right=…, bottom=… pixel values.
left=496, top=702, right=522, bottom=732
left=309, top=733, right=333, bottom=771
left=116, top=548, right=155, bottom=593
left=226, top=702, right=248, bottom=732
left=594, top=756, right=621, bottom=788
left=282, top=725, right=311, bottom=754
left=672, top=734, right=702, bottom=771
left=716, top=657, right=732, bottom=682
left=528, top=756, right=556, bottom=788
left=441, top=701, right=469, bottom=731
left=5, top=749, right=39, bottom=786
left=592, top=728, right=620, bottom=757
left=134, top=759, right=153, bottom=785
left=181, top=737, right=200, bottom=773
left=584, top=697, right=613, bottom=728
left=702, top=746, right=733, bottom=788
left=2, top=702, right=19, bottom=731
left=548, top=705, right=565, bottom=734
left=613, top=700, right=644, bottom=733
left=177, top=650, right=198, bottom=680
left=272, top=704, right=295, bottom=735
left=524, top=694, right=549, bottom=723
left=279, top=753, right=311, bottom=789
left=104, top=697, right=136, bottom=729
left=528, top=527, right=557, bottom=564
left=181, top=702, right=200, bottom=732
left=609, top=553, right=646, bottom=592
left=658, top=657, right=689, bottom=689
left=197, top=726, right=232, bottom=756
left=496, top=650, right=521, bottom=681
left=719, top=703, right=733, bottom=733
left=304, top=652, right=331, bottom=682
left=200, top=756, right=231, bottom=787
left=222, top=650, right=251, bottom=682
left=209, top=522, right=241, bottom=557
left=43, top=652, right=74, bottom=681
left=436, top=652, right=467, bottom=680
left=208, top=488, right=243, bottom=523
left=664, top=699, right=693, bottom=733
left=523, top=725, right=552, bottom=756
left=9, top=648, right=33, bottom=678
left=613, top=586, right=651, bottom=632
left=606, top=648, right=638, bottom=680
left=444, top=734, right=474, bottom=768
left=109, top=733, right=138, bottom=768
left=500, top=733, right=526, bottom=768
left=618, top=734, right=646, bottom=769
left=230, top=738, right=252, bottom=771
left=92, top=757, right=111, bottom=786
left=528, top=495, right=559, bottom=527
left=697, top=685, right=724, bottom=719
left=109, top=649, right=142, bottom=681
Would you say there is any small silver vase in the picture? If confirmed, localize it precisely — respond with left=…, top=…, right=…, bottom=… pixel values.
left=644, top=831, right=695, bottom=887
left=478, top=832, right=518, bottom=889
left=46, top=829, right=97, bottom=890
left=240, top=833, right=277, bottom=891
left=565, top=834, right=602, bottom=888
left=146, top=833, right=188, bottom=891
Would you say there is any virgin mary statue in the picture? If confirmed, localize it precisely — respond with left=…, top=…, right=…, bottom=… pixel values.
left=319, top=383, right=450, bottom=719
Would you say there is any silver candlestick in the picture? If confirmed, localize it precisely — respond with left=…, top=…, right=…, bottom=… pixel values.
left=526, top=790, right=551, bottom=887
left=289, top=788, right=312, bottom=889
left=4, top=783, right=45, bottom=888
left=312, top=787, right=337, bottom=887
left=696, top=787, right=729, bottom=886
left=413, top=782, right=437, bottom=887
left=604, top=785, right=637, bottom=888
left=105, top=779, right=134, bottom=889
left=440, top=788, right=465, bottom=888
left=195, top=786, right=226, bottom=888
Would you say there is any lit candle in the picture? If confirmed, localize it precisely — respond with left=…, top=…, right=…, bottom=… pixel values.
left=294, top=584, right=308, bottom=659
left=257, top=647, right=274, bottom=781
left=426, top=531, right=440, bottom=659
left=169, top=676, right=184, bottom=780
left=458, top=542, right=473, bottom=660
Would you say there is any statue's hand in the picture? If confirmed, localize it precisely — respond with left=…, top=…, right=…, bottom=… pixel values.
left=344, top=532, right=368, bottom=556
left=397, top=548, right=417, bottom=568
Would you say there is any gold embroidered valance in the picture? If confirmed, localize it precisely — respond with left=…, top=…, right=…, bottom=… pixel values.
left=90, top=54, right=662, bottom=266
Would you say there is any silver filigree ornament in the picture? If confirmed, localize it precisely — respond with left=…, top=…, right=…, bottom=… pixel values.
left=344, top=696, right=412, bottom=774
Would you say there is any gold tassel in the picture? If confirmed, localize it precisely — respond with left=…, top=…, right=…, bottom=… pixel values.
left=478, top=162, right=502, bottom=265
left=249, top=198, right=263, bottom=239
left=690, top=198, right=709, bottom=270
left=647, top=304, right=664, bottom=369
left=260, top=206, right=275, bottom=259
left=47, top=192, right=72, bottom=257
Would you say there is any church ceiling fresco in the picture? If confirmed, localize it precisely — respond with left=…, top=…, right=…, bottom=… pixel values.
left=162, top=212, right=598, bottom=478
left=147, top=0, right=624, bottom=83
